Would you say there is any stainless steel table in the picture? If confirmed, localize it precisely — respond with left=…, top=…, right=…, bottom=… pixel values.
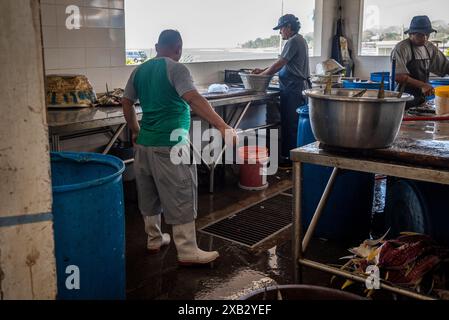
left=47, top=89, right=280, bottom=191
left=290, top=121, right=449, bottom=300
left=47, top=106, right=144, bottom=153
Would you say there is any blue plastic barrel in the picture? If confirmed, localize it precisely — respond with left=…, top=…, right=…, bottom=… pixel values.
left=297, top=107, right=375, bottom=240
left=51, top=152, right=126, bottom=300
left=297, top=106, right=315, bottom=148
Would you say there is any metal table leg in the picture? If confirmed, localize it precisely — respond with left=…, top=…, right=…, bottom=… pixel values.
left=209, top=101, right=252, bottom=193
left=50, top=134, right=60, bottom=151
left=102, top=123, right=126, bottom=155
left=293, top=166, right=340, bottom=283
left=293, top=161, right=303, bottom=283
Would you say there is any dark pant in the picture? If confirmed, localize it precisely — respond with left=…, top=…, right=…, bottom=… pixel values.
left=280, top=86, right=306, bottom=161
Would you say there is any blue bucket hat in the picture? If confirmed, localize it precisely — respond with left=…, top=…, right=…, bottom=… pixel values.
left=405, top=15, right=437, bottom=35
left=273, top=14, right=301, bottom=31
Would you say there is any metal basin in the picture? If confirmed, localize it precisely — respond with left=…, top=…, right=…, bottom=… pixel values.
left=239, top=285, right=365, bottom=300
left=239, top=72, right=273, bottom=92
left=304, top=88, right=414, bottom=149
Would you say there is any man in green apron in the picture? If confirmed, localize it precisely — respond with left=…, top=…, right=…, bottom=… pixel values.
left=392, top=16, right=449, bottom=109
left=122, top=30, right=237, bottom=265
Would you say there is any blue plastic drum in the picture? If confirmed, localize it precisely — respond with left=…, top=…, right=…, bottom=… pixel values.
left=51, top=152, right=126, bottom=300
left=296, top=107, right=375, bottom=240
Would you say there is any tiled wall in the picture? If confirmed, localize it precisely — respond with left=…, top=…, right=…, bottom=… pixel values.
left=40, top=0, right=338, bottom=94
left=41, top=0, right=132, bottom=92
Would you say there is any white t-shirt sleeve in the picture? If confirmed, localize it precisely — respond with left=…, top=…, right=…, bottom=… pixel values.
left=123, top=68, right=138, bottom=102
left=166, top=60, right=196, bottom=96
left=391, top=46, right=410, bottom=75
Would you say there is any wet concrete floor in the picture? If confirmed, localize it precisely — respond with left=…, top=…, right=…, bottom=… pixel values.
left=124, top=167, right=387, bottom=300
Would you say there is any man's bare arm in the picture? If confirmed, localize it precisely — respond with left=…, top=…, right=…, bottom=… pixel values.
left=261, top=58, right=288, bottom=76
left=121, top=97, right=140, bottom=143
left=182, top=90, right=237, bottom=143
left=395, top=73, right=434, bottom=96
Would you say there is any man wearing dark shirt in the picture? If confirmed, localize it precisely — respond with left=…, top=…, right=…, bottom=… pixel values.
left=254, top=14, right=310, bottom=167
left=392, top=16, right=449, bottom=108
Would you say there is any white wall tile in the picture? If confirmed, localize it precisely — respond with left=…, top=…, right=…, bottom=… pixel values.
left=40, top=4, right=57, bottom=26
left=59, top=48, right=86, bottom=69
left=85, top=0, right=110, bottom=8
left=43, top=48, right=60, bottom=70
left=85, top=28, right=111, bottom=47
left=110, top=66, right=135, bottom=89
left=42, top=26, right=58, bottom=48
left=85, top=68, right=112, bottom=92
left=84, top=8, right=110, bottom=28
left=110, top=48, right=125, bottom=67
left=86, top=48, right=111, bottom=67
left=109, top=28, right=125, bottom=47
left=109, top=9, right=124, bottom=28
left=109, top=0, right=124, bottom=9
left=46, top=68, right=87, bottom=76
left=57, top=27, right=85, bottom=48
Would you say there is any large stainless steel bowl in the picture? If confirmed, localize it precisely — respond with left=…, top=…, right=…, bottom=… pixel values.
left=303, top=88, right=414, bottom=149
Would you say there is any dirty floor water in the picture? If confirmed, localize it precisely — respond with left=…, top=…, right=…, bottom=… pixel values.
left=124, top=168, right=391, bottom=300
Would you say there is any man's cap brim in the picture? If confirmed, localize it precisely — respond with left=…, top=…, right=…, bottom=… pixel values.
left=273, top=23, right=287, bottom=30
left=405, top=28, right=437, bottom=34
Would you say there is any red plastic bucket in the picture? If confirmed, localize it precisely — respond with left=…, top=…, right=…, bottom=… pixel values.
left=238, top=146, right=269, bottom=191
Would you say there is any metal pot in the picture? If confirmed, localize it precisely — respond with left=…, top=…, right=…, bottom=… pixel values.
left=303, top=88, right=414, bottom=149
left=239, top=285, right=365, bottom=300
left=239, top=72, right=273, bottom=92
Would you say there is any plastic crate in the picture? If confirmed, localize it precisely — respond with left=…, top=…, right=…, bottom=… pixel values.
left=342, top=80, right=383, bottom=90
left=370, top=72, right=390, bottom=83
left=224, top=69, right=252, bottom=84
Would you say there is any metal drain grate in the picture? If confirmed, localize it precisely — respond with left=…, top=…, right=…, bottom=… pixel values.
left=199, top=194, right=292, bottom=248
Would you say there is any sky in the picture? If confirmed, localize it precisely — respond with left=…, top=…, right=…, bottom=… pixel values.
left=125, top=0, right=315, bottom=49
left=364, top=0, right=449, bottom=30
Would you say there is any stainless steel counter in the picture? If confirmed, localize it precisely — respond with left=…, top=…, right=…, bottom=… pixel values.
left=47, top=89, right=280, bottom=192
left=47, top=90, right=280, bottom=136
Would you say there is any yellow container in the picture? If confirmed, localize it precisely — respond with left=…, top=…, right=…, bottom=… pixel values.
left=435, top=86, right=449, bottom=115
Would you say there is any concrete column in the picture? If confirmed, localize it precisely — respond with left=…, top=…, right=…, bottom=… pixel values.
left=0, top=0, right=56, bottom=299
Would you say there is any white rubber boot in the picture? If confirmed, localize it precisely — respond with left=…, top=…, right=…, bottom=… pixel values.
left=143, top=215, right=171, bottom=254
left=172, top=221, right=219, bottom=265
